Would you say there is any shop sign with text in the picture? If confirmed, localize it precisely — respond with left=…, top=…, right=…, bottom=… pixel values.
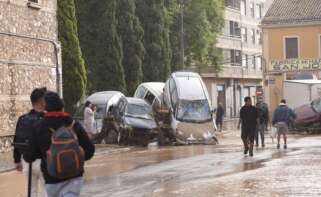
left=271, top=59, right=321, bottom=71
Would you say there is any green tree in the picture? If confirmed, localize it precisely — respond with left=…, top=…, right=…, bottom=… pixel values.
left=170, top=0, right=224, bottom=71
left=58, top=0, right=87, bottom=112
left=136, top=0, right=172, bottom=82
left=96, top=0, right=126, bottom=92
left=117, top=0, right=145, bottom=95
left=76, top=0, right=126, bottom=93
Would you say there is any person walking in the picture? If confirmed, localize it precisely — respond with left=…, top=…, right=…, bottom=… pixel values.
left=13, top=87, right=47, bottom=197
left=255, top=101, right=269, bottom=148
left=272, top=99, right=296, bottom=149
left=84, top=101, right=95, bottom=139
left=24, top=92, right=95, bottom=197
left=216, top=103, right=225, bottom=132
left=238, top=97, right=258, bottom=157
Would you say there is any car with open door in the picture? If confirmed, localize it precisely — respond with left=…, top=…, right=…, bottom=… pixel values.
left=73, top=91, right=124, bottom=140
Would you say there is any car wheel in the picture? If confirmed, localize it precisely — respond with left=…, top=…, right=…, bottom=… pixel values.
left=106, top=129, right=118, bottom=144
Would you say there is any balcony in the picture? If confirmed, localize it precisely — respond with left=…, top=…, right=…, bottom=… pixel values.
left=217, top=35, right=242, bottom=50
left=201, top=65, right=263, bottom=79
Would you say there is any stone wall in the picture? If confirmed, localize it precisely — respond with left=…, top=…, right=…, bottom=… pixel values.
left=0, top=0, right=59, bottom=140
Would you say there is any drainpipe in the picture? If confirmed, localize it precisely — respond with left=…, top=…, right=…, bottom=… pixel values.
left=0, top=31, right=63, bottom=97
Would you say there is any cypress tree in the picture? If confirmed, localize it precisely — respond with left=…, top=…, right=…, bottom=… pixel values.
left=58, top=0, right=87, bottom=112
left=76, top=0, right=126, bottom=93
left=95, top=0, right=126, bottom=92
left=117, top=0, right=145, bottom=95
left=136, top=0, right=172, bottom=82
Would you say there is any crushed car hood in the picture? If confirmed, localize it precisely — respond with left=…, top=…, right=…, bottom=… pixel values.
left=175, top=121, right=216, bottom=144
left=124, top=116, right=157, bottom=129
left=294, top=104, right=320, bottom=125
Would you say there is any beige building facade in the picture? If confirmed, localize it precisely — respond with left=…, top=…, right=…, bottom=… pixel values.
left=0, top=0, right=61, bottom=149
left=262, top=0, right=321, bottom=111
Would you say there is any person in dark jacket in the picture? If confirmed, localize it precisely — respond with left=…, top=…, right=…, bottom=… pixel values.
left=238, top=97, right=258, bottom=157
left=255, top=101, right=269, bottom=148
left=24, top=92, right=95, bottom=197
left=13, top=87, right=47, bottom=197
left=216, top=103, right=225, bottom=132
left=272, top=99, right=296, bottom=149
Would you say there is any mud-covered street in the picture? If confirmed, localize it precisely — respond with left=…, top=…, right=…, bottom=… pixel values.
left=2, top=131, right=321, bottom=197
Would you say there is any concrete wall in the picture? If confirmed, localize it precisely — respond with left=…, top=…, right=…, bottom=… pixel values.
left=0, top=0, right=59, bottom=136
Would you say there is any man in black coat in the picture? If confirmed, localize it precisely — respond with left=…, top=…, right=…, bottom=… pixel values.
left=238, top=97, right=258, bottom=157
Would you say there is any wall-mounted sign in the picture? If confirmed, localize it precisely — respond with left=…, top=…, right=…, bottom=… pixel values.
left=271, top=59, right=321, bottom=71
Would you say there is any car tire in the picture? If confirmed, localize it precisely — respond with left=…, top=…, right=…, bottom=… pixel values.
left=106, top=129, right=118, bottom=144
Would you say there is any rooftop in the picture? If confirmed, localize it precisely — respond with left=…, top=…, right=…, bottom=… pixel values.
left=262, top=0, right=321, bottom=26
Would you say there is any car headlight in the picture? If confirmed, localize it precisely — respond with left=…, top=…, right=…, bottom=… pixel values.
left=176, top=129, right=184, bottom=136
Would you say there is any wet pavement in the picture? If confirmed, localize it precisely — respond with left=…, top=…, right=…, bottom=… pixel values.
left=2, top=131, right=321, bottom=197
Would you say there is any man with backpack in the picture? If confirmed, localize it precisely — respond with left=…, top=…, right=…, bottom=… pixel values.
left=24, top=91, right=95, bottom=197
left=13, top=87, right=47, bottom=197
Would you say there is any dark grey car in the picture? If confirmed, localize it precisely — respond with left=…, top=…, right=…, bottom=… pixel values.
left=113, top=97, right=159, bottom=146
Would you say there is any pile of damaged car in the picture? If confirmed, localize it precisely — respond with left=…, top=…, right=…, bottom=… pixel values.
left=74, top=71, right=218, bottom=146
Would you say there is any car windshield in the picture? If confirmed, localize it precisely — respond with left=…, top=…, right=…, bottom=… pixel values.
left=176, top=99, right=212, bottom=122
left=125, top=103, right=153, bottom=119
left=311, top=98, right=321, bottom=113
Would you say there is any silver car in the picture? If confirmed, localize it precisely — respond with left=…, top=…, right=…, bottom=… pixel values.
left=163, top=72, right=218, bottom=144
left=73, top=91, right=124, bottom=134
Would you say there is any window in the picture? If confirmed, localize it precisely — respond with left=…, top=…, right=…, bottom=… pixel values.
left=257, top=30, right=261, bottom=44
left=241, top=27, right=247, bottom=42
left=225, top=0, right=240, bottom=10
left=251, top=29, right=255, bottom=44
left=242, top=54, right=248, bottom=67
left=257, top=56, right=262, bottom=70
left=250, top=2, right=255, bottom=18
left=252, top=55, right=256, bottom=69
left=27, top=0, right=41, bottom=9
left=222, top=49, right=231, bottom=63
left=241, top=0, right=246, bottom=15
left=144, top=91, right=155, bottom=105
left=135, top=86, right=147, bottom=98
left=229, top=21, right=241, bottom=37
left=231, top=50, right=242, bottom=66
left=285, top=37, right=299, bottom=59
left=169, top=78, right=178, bottom=110
left=256, top=4, right=262, bottom=19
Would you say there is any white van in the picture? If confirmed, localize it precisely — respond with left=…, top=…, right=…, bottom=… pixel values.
left=134, top=82, right=165, bottom=111
left=163, top=72, right=217, bottom=144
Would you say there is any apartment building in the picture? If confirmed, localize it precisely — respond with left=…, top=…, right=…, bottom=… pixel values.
left=201, top=0, right=272, bottom=118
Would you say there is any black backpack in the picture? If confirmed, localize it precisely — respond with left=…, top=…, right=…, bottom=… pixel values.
left=14, top=113, right=42, bottom=149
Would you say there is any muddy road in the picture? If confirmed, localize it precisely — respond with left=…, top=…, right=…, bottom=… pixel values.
left=82, top=134, right=321, bottom=197
left=1, top=132, right=321, bottom=197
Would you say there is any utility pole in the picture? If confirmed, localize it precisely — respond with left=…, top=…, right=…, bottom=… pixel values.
left=180, top=0, right=185, bottom=68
